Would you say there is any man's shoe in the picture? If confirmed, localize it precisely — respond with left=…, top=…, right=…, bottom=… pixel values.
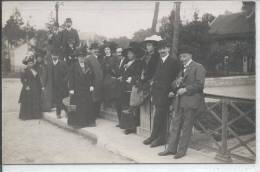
left=116, top=124, right=120, bottom=127
left=150, top=139, right=165, bottom=148
left=174, top=152, right=185, bottom=159
left=124, top=128, right=136, bottom=135
left=143, top=137, right=154, bottom=145
left=158, top=150, right=176, bottom=156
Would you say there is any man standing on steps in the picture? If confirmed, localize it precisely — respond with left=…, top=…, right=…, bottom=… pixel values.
left=60, top=18, right=80, bottom=66
left=158, top=46, right=206, bottom=159
left=85, top=43, right=104, bottom=120
left=143, top=40, right=180, bottom=148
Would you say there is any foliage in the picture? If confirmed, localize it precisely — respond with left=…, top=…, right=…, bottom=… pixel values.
left=132, top=28, right=154, bottom=42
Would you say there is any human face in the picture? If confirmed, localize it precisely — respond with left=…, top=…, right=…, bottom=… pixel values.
left=91, top=49, right=99, bottom=57
left=158, top=47, right=170, bottom=58
left=116, top=49, right=122, bottom=56
left=36, top=56, right=42, bottom=63
left=179, top=53, right=192, bottom=65
left=27, top=61, right=34, bottom=68
left=66, top=22, right=72, bottom=28
left=104, top=47, right=111, bottom=56
left=146, top=42, right=154, bottom=53
left=78, top=56, right=85, bottom=63
left=127, top=51, right=135, bottom=61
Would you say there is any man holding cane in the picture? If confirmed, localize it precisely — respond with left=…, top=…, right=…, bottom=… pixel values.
left=158, top=46, right=206, bottom=159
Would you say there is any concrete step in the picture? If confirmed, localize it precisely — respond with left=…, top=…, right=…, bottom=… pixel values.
left=43, top=111, right=226, bottom=163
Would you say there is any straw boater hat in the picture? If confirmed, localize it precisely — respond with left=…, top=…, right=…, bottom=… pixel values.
left=143, top=35, right=163, bottom=47
left=65, top=18, right=72, bottom=23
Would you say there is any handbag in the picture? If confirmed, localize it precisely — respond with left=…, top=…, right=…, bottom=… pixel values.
left=129, top=85, right=149, bottom=107
left=120, top=109, right=135, bottom=129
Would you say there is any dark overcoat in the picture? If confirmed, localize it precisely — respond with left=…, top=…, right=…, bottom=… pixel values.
left=85, top=55, right=104, bottom=102
left=141, top=51, right=160, bottom=83
left=101, top=55, right=121, bottom=101
left=68, top=62, right=95, bottom=127
left=151, top=56, right=180, bottom=106
left=19, top=67, right=42, bottom=120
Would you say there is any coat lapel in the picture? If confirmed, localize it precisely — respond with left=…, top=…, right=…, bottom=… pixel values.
left=183, top=61, right=195, bottom=80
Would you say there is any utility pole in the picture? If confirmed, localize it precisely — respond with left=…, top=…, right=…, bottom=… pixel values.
left=171, top=2, right=181, bottom=59
left=55, top=2, right=63, bottom=25
left=151, top=2, right=160, bottom=33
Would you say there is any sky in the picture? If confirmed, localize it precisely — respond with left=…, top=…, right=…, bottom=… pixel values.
left=2, top=1, right=243, bottom=39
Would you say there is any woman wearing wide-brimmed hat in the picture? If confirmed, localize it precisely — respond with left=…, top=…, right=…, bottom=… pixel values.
left=68, top=45, right=96, bottom=128
left=120, top=42, right=145, bottom=134
left=19, top=55, right=43, bottom=120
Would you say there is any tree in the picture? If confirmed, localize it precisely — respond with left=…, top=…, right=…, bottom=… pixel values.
left=3, top=8, right=26, bottom=47
left=202, top=13, right=215, bottom=24
left=109, top=36, right=130, bottom=49
left=132, top=28, right=154, bottom=42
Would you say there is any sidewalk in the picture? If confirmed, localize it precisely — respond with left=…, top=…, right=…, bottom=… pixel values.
left=43, top=111, right=222, bottom=163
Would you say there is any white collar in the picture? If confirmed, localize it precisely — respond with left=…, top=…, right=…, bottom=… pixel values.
left=53, top=59, right=58, bottom=65
left=161, top=54, right=169, bottom=63
left=184, top=59, right=192, bottom=68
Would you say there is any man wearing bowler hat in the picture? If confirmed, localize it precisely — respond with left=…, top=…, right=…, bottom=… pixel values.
left=60, top=18, right=80, bottom=65
left=143, top=40, right=180, bottom=147
left=158, top=45, right=206, bottom=159
left=85, top=43, right=104, bottom=120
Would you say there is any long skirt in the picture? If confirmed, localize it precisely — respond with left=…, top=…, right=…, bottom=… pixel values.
left=19, top=87, right=42, bottom=120
left=67, top=92, right=95, bottom=127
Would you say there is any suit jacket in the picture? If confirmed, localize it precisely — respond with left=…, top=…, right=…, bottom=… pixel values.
left=172, top=61, right=206, bottom=109
left=151, top=56, right=180, bottom=106
left=85, top=55, right=104, bottom=102
left=60, top=28, right=80, bottom=52
left=52, top=60, right=69, bottom=98
left=116, top=56, right=129, bottom=78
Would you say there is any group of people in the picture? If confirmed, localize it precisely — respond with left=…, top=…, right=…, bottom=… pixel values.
left=18, top=18, right=206, bottom=159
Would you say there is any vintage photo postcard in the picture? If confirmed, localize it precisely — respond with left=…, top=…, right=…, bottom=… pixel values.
left=1, top=0, right=258, bottom=171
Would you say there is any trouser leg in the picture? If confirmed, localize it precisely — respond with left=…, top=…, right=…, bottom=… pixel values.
left=115, top=97, right=122, bottom=123
left=177, top=108, right=196, bottom=154
left=150, top=105, right=167, bottom=140
left=93, top=101, right=101, bottom=119
left=167, top=108, right=184, bottom=153
left=56, top=95, right=62, bottom=115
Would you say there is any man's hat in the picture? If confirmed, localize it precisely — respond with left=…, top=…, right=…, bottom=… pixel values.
left=89, top=42, right=99, bottom=50
left=178, top=45, right=194, bottom=55
left=122, top=42, right=145, bottom=58
left=50, top=48, right=60, bottom=56
left=157, top=40, right=171, bottom=49
left=143, top=35, right=163, bottom=46
left=65, top=18, right=72, bottom=23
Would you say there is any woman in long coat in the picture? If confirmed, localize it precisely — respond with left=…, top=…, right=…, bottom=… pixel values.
left=68, top=49, right=95, bottom=128
left=19, top=56, right=42, bottom=120
left=121, top=45, right=144, bottom=134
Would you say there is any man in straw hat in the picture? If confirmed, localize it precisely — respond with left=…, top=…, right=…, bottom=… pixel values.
left=158, top=45, right=206, bottom=159
left=143, top=40, right=180, bottom=147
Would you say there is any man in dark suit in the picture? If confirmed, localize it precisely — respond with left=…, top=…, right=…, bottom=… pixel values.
left=48, top=22, right=62, bottom=58
left=85, top=43, right=104, bottom=120
left=143, top=40, right=180, bottom=147
left=158, top=46, right=206, bottom=159
left=60, top=18, right=80, bottom=65
left=50, top=49, right=69, bottom=118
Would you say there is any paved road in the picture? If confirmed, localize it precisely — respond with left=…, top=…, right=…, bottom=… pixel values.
left=2, top=78, right=133, bottom=164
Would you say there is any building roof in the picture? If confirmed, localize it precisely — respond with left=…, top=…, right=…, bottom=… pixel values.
left=209, top=12, right=255, bottom=36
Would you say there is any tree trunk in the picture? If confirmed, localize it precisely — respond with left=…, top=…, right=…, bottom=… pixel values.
left=171, top=2, right=181, bottom=59
left=151, top=2, right=160, bottom=33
